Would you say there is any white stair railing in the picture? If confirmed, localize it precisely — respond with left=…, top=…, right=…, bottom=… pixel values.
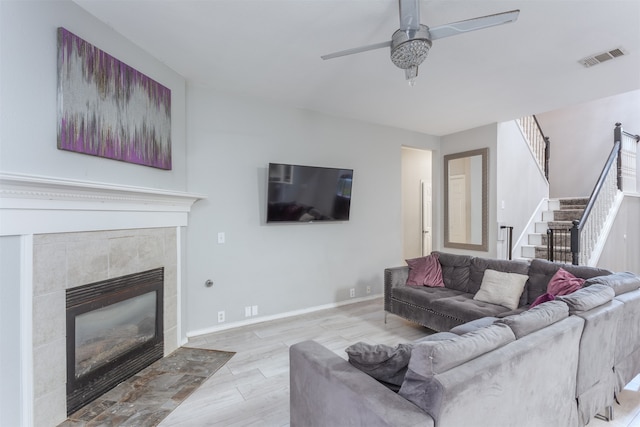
left=572, top=152, right=619, bottom=266
left=517, top=115, right=550, bottom=180
left=619, top=122, right=639, bottom=193
left=571, top=123, right=638, bottom=265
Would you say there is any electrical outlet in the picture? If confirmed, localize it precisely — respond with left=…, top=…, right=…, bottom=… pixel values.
left=245, top=306, right=252, bottom=317
left=252, top=305, right=258, bottom=316
left=217, top=232, right=225, bottom=244
left=218, top=311, right=225, bottom=323
left=349, top=288, right=355, bottom=298
left=366, top=286, right=371, bottom=294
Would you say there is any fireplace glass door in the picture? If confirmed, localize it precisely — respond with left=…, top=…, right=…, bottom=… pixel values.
left=75, top=291, right=157, bottom=379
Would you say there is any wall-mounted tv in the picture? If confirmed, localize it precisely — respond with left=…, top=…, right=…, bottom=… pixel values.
left=266, top=163, right=353, bottom=223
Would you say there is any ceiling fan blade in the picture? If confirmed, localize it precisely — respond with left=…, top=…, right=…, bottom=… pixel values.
left=321, top=41, right=392, bottom=60
left=399, top=0, right=421, bottom=31
left=428, top=9, right=520, bottom=40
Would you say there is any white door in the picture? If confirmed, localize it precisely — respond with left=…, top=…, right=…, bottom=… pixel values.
left=421, top=181, right=432, bottom=256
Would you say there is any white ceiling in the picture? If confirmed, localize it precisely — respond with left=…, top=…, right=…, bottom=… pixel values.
left=75, top=0, right=640, bottom=136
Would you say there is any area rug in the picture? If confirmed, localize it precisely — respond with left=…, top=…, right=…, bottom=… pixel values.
left=59, top=347, right=235, bottom=427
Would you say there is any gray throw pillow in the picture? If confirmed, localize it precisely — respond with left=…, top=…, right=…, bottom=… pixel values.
left=556, top=284, right=615, bottom=314
left=585, top=272, right=640, bottom=296
left=345, top=342, right=413, bottom=388
left=495, top=300, right=568, bottom=339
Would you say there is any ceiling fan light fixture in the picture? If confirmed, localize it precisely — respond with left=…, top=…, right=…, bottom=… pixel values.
left=390, top=38, right=431, bottom=69
left=390, top=26, right=432, bottom=83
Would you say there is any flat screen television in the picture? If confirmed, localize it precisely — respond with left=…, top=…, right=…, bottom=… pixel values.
left=266, top=163, right=353, bottom=223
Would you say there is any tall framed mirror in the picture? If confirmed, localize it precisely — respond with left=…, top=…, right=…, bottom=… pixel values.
left=444, top=148, right=488, bottom=251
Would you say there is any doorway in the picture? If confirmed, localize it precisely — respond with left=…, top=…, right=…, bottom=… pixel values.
left=401, top=147, right=433, bottom=260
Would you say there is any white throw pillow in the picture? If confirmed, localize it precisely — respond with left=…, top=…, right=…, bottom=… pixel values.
left=473, top=269, right=528, bottom=310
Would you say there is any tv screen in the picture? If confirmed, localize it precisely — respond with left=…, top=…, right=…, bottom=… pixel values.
left=267, top=163, right=353, bottom=223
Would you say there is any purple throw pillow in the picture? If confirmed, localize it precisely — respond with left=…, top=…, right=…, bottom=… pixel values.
left=405, top=253, right=445, bottom=287
left=529, top=268, right=585, bottom=309
left=547, top=268, right=585, bottom=296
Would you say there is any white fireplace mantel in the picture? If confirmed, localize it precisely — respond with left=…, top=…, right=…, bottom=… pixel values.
left=0, top=172, right=204, bottom=426
left=0, top=172, right=205, bottom=235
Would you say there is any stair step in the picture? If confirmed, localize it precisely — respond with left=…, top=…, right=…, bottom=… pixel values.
left=534, top=247, right=574, bottom=263
left=542, top=209, right=585, bottom=222
left=552, top=209, right=584, bottom=222
left=528, top=234, right=543, bottom=246
left=548, top=199, right=561, bottom=211
left=546, top=221, right=573, bottom=229
left=521, top=245, right=536, bottom=258
left=559, top=198, right=589, bottom=209
left=530, top=233, right=572, bottom=246
left=535, top=221, right=574, bottom=233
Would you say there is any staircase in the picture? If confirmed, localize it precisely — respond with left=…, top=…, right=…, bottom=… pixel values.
left=521, top=197, right=588, bottom=263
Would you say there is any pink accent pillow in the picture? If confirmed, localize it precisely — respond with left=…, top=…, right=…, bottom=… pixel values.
left=530, top=268, right=585, bottom=308
left=405, top=254, right=445, bottom=287
left=547, top=268, right=585, bottom=295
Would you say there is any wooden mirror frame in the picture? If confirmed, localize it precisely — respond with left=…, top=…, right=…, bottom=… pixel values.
left=443, top=148, right=488, bottom=251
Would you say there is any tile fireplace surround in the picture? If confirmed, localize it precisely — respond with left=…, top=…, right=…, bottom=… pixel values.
left=0, top=173, right=203, bottom=426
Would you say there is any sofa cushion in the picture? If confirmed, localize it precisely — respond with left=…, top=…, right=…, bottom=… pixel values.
left=392, top=285, right=464, bottom=306
left=469, top=257, right=530, bottom=305
left=415, top=332, right=460, bottom=342
left=405, top=253, right=444, bottom=287
left=403, top=323, right=515, bottom=377
left=585, top=272, right=640, bottom=296
left=433, top=251, right=471, bottom=292
left=398, top=324, right=516, bottom=412
left=495, top=300, right=569, bottom=339
left=428, top=294, right=513, bottom=325
left=449, top=317, right=498, bottom=335
left=345, top=342, right=413, bottom=389
left=473, top=269, right=528, bottom=310
left=556, top=284, right=615, bottom=314
left=530, top=268, right=585, bottom=308
left=526, top=259, right=612, bottom=305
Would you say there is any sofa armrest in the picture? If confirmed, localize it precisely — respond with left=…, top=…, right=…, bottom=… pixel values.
left=290, top=340, right=434, bottom=427
left=384, top=266, right=409, bottom=311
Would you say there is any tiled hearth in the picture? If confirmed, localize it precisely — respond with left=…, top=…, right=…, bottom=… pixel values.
left=0, top=173, right=203, bottom=427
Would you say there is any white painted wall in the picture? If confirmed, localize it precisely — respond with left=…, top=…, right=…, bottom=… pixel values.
left=597, top=195, right=640, bottom=273
left=496, top=121, right=549, bottom=259
left=0, top=0, right=187, bottom=191
left=440, top=124, right=498, bottom=258
left=0, top=0, right=445, bottom=345
left=536, top=90, right=640, bottom=198
left=401, top=147, right=432, bottom=260
left=184, top=84, right=440, bottom=333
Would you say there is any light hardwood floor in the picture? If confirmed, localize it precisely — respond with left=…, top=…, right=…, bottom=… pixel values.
left=159, top=297, right=640, bottom=427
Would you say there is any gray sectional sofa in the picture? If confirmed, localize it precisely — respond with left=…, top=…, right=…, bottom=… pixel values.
left=289, top=253, right=640, bottom=427
left=383, top=252, right=611, bottom=332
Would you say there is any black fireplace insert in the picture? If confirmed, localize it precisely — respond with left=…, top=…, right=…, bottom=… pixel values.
left=66, top=268, right=164, bottom=415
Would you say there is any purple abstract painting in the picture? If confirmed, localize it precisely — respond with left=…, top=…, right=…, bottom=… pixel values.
left=57, top=28, right=172, bottom=170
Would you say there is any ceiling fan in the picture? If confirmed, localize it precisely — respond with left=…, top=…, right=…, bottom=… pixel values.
left=321, top=0, right=520, bottom=85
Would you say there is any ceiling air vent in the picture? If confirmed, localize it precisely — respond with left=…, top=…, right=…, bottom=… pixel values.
left=579, top=47, right=627, bottom=68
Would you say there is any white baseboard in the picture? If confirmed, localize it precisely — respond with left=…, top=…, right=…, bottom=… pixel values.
left=186, top=294, right=382, bottom=338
